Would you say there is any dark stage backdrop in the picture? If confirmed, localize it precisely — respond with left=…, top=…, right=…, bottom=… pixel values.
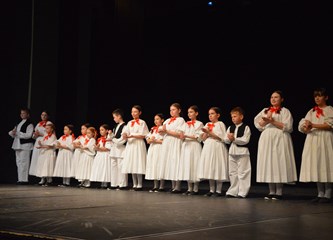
left=1, top=0, right=332, bottom=184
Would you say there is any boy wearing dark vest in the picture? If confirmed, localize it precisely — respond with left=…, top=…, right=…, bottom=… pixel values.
left=8, top=108, right=34, bottom=184
left=107, top=108, right=128, bottom=190
left=224, top=107, right=252, bottom=198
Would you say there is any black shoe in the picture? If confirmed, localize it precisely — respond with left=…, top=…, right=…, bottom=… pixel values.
left=134, top=187, right=143, bottom=191
left=271, top=195, right=283, bottom=200
left=171, top=189, right=182, bottom=194
left=188, top=191, right=199, bottom=196
left=182, top=191, right=191, bottom=195
left=318, top=197, right=331, bottom=203
left=264, top=194, right=274, bottom=200
left=204, top=192, right=214, bottom=197
left=310, top=197, right=322, bottom=203
left=226, top=194, right=237, bottom=198
left=158, top=188, right=165, bottom=192
left=213, top=192, right=222, bottom=197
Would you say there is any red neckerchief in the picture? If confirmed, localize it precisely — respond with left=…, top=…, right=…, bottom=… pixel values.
left=269, top=106, right=281, bottom=114
left=77, top=134, right=86, bottom=140
left=84, top=138, right=90, bottom=145
left=207, top=123, right=215, bottom=131
left=187, top=120, right=196, bottom=127
left=97, top=136, right=106, bottom=147
left=131, top=119, right=140, bottom=127
left=61, top=134, right=69, bottom=141
left=168, top=117, right=177, bottom=125
left=43, top=133, right=53, bottom=141
left=313, top=106, right=324, bottom=118
left=38, top=121, right=47, bottom=127
left=151, top=126, right=159, bottom=133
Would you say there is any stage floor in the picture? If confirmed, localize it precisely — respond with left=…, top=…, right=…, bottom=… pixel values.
left=0, top=182, right=333, bottom=240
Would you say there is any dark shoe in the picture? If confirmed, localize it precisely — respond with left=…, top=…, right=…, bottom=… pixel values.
left=134, top=187, right=143, bottom=191
left=117, top=187, right=128, bottom=191
left=171, top=189, right=182, bottom=194
left=204, top=192, right=214, bottom=197
left=226, top=194, right=237, bottom=198
left=213, top=192, right=223, bottom=197
left=182, top=191, right=191, bottom=195
left=271, top=195, right=283, bottom=200
left=188, top=191, right=199, bottom=196
left=158, top=188, right=165, bottom=192
left=264, top=194, right=274, bottom=200
left=318, top=197, right=331, bottom=203
left=310, top=197, right=322, bottom=203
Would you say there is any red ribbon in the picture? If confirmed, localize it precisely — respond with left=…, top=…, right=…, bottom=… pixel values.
left=84, top=138, right=90, bottom=145
left=207, top=123, right=215, bottom=131
left=269, top=106, right=281, bottom=113
left=61, top=134, right=69, bottom=141
left=187, top=120, right=196, bottom=127
left=168, top=117, right=177, bottom=125
left=38, top=121, right=47, bottom=127
left=151, top=126, right=159, bottom=133
left=43, top=133, right=52, bottom=141
left=131, top=119, right=140, bottom=127
left=313, top=106, right=324, bottom=118
left=97, top=136, right=106, bottom=147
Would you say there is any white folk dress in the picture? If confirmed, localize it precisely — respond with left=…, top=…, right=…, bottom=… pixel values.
left=70, top=135, right=88, bottom=179
left=121, top=119, right=149, bottom=174
left=178, top=120, right=204, bottom=182
left=90, top=137, right=112, bottom=182
left=198, top=121, right=229, bottom=181
left=36, top=133, right=57, bottom=178
left=254, top=107, right=297, bottom=183
left=298, top=105, right=333, bottom=182
left=159, top=117, right=185, bottom=180
left=29, top=120, right=52, bottom=176
left=75, top=138, right=96, bottom=180
left=145, top=126, right=164, bottom=180
left=53, top=134, right=75, bottom=178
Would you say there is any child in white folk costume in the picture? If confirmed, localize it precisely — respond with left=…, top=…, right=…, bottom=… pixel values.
left=198, top=107, right=229, bottom=197
left=36, top=123, right=57, bottom=186
left=75, top=127, right=97, bottom=188
left=122, top=105, right=149, bottom=191
left=107, top=109, right=128, bottom=190
left=29, top=110, right=52, bottom=184
left=53, top=124, right=75, bottom=187
left=178, top=105, right=204, bottom=195
left=159, top=103, right=185, bottom=193
left=90, top=124, right=112, bottom=189
left=71, top=123, right=91, bottom=187
left=224, top=107, right=252, bottom=198
left=254, top=90, right=297, bottom=200
left=298, top=87, right=333, bottom=203
left=145, top=113, right=165, bottom=192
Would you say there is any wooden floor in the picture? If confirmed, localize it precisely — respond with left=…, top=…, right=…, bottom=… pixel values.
left=0, top=182, right=333, bottom=240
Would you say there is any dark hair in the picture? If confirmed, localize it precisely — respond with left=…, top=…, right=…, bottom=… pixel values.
left=209, top=106, right=221, bottom=115
left=82, top=123, right=92, bottom=128
left=132, top=105, right=142, bottom=112
left=100, top=124, right=110, bottom=131
left=264, top=90, right=284, bottom=114
left=112, top=108, right=124, bottom=119
left=20, top=107, right=31, bottom=115
left=313, top=87, right=328, bottom=97
left=155, top=113, right=165, bottom=120
left=230, top=106, right=245, bottom=116
left=65, top=124, right=75, bottom=132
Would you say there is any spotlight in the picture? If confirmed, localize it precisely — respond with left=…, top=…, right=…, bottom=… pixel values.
left=208, top=1, right=213, bottom=6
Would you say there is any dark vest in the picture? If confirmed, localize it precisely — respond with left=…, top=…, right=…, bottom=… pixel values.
left=229, top=123, right=249, bottom=147
left=114, top=122, right=126, bottom=145
left=19, top=119, right=35, bottom=144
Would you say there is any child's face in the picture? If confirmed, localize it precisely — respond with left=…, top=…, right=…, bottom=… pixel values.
left=63, top=126, right=71, bottom=135
left=99, top=127, right=107, bottom=136
left=86, top=129, right=94, bottom=139
left=41, top=112, right=48, bottom=121
left=314, top=94, right=328, bottom=107
left=81, top=126, right=88, bottom=135
left=231, top=112, right=243, bottom=125
left=131, top=108, right=141, bottom=119
left=20, top=110, right=29, bottom=120
left=45, top=125, right=53, bottom=134
left=113, top=114, right=121, bottom=123
left=154, top=115, right=163, bottom=126
left=170, top=106, right=180, bottom=117
left=208, top=109, right=219, bottom=123
left=187, top=108, right=198, bottom=120
left=270, top=92, right=283, bottom=107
